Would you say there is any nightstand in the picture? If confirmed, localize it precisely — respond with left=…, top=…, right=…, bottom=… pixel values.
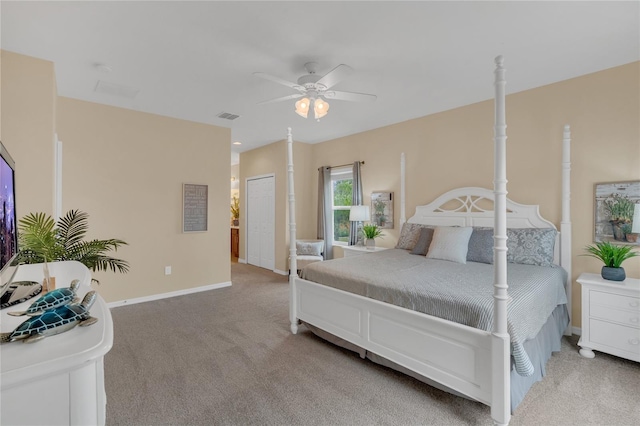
left=342, top=245, right=388, bottom=257
left=577, top=272, right=639, bottom=362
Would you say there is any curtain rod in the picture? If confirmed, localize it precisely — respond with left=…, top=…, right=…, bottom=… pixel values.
left=321, top=161, right=365, bottom=170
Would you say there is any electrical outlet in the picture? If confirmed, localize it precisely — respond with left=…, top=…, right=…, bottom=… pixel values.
left=165, top=266, right=172, bottom=275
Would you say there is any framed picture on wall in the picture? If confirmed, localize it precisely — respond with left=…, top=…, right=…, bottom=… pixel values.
left=593, top=180, right=639, bottom=244
left=183, top=183, right=208, bottom=233
left=371, top=192, right=394, bottom=229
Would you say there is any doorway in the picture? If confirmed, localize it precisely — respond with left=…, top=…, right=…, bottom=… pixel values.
left=246, top=175, right=275, bottom=270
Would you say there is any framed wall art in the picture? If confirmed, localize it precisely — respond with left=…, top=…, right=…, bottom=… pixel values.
left=183, top=183, right=208, bottom=233
left=371, top=192, right=394, bottom=229
left=593, top=180, right=639, bottom=244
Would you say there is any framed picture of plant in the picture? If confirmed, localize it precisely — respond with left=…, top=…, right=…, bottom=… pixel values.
left=371, top=192, right=394, bottom=229
left=594, top=180, right=639, bottom=245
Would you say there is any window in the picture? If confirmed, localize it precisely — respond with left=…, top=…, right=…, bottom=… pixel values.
left=331, top=168, right=353, bottom=244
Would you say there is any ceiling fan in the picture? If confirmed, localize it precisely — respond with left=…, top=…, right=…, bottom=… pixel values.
left=254, top=62, right=377, bottom=120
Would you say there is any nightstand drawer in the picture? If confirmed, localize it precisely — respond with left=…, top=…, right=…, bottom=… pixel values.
left=590, top=319, right=640, bottom=355
left=591, top=305, right=640, bottom=328
left=590, top=290, right=640, bottom=311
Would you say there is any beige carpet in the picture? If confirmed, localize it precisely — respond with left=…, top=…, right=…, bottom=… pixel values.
left=105, top=262, right=640, bottom=425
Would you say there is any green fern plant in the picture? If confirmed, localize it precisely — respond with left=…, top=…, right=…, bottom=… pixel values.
left=582, top=241, right=639, bottom=268
left=17, top=210, right=129, bottom=281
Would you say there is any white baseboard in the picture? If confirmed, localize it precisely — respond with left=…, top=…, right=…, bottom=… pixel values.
left=572, top=326, right=582, bottom=336
left=107, top=281, right=232, bottom=309
left=238, top=258, right=247, bottom=264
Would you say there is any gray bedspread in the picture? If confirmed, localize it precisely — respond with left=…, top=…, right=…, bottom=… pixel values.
left=300, top=248, right=568, bottom=376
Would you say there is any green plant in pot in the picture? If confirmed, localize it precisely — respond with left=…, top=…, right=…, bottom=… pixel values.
left=582, top=241, right=639, bottom=281
left=362, top=224, right=383, bottom=249
left=17, top=210, right=129, bottom=283
left=231, top=196, right=240, bottom=226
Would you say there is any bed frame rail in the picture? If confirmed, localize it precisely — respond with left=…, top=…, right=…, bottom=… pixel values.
left=296, top=278, right=494, bottom=404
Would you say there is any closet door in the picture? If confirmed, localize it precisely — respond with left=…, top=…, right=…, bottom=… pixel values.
left=246, top=176, right=275, bottom=270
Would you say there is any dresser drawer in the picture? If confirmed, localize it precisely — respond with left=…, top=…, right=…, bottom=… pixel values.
left=590, top=290, right=640, bottom=311
left=590, top=319, right=640, bottom=356
left=591, top=304, right=640, bottom=329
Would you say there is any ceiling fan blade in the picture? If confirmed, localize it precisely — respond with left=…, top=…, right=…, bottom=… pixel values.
left=316, top=64, right=354, bottom=89
left=323, top=90, right=377, bottom=102
left=256, top=93, right=304, bottom=105
left=253, top=72, right=303, bottom=91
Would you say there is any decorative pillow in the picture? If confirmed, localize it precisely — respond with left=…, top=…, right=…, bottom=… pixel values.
left=395, top=223, right=424, bottom=250
left=296, top=241, right=324, bottom=256
left=506, top=228, right=557, bottom=267
left=467, top=228, right=494, bottom=264
left=426, top=226, right=473, bottom=264
left=410, top=227, right=435, bottom=255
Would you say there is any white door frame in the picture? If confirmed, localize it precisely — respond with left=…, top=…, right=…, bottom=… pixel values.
left=244, top=173, right=275, bottom=271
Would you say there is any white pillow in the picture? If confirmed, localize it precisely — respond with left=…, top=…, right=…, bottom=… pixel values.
left=296, top=241, right=323, bottom=256
left=426, top=226, right=473, bottom=264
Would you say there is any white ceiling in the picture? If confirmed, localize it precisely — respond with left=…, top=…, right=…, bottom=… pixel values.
left=2, top=1, right=638, bottom=165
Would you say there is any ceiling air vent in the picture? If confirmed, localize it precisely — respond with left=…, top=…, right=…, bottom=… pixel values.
left=217, top=112, right=240, bottom=121
left=94, top=80, right=140, bottom=99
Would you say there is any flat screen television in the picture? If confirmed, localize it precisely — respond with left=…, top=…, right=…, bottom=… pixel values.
left=0, top=143, right=41, bottom=308
left=0, top=141, right=18, bottom=284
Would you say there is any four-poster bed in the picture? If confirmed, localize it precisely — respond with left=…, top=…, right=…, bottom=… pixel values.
left=286, top=57, right=572, bottom=426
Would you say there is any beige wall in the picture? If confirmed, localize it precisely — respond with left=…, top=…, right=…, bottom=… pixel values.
left=2, top=50, right=232, bottom=303
left=0, top=51, right=57, bottom=215
left=242, top=61, right=640, bottom=329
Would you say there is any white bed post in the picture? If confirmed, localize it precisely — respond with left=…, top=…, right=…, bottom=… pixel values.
left=400, top=152, right=406, bottom=227
left=561, top=125, right=572, bottom=335
left=286, top=127, right=299, bottom=334
left=491, top=55, right=510, bottom=426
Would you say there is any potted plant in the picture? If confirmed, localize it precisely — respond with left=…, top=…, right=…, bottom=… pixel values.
left=17, top=210, right=129, bottom=283
left=582, top=241, right=639, bottom=281
left=604, top=194, right=634, bottom=241
left=231, top=196, right=240, bottom=226
left=620, top=223, right=638, bottom=243
left=362, top=224, right=383, bottom=250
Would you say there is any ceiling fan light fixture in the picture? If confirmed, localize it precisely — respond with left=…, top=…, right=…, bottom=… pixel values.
left=295, top=97, right=310, bottom=118
left=314, top=98, right=329, bottom=120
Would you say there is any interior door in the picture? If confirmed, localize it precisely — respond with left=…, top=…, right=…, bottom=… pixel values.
left=246, top=176, right=275, bottom=270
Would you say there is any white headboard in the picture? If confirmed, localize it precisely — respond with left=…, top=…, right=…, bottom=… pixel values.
left=407, top=187, right=560, bottom=264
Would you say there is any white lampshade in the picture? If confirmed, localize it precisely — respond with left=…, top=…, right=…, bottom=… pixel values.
left=295, top=97, right=310, bottom=118
left=632, top=203, right=640, bottom=234
left=349, top=205, right=370, bottom=222
left=314, top=98, right=330, bottom=119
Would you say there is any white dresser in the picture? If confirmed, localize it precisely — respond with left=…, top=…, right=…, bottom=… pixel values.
left=1, top=261, right=113, bottom=426
left=342, top=245, right=388, bottom=257
left=577, top=272, right=639, bottom=362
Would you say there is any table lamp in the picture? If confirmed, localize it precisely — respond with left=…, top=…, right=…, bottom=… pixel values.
left=349, top=205, right=370, bottom=246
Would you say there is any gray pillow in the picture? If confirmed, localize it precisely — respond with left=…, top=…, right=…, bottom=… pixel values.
left=506, top=228, right=557, bottom=267
left=467, top=228, right=494, bottom=264
left=426, top=226, right=473, bottom=264
left=410, top=227, right=435, bottom=255
left=395, top=223, right=423, bottom=250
